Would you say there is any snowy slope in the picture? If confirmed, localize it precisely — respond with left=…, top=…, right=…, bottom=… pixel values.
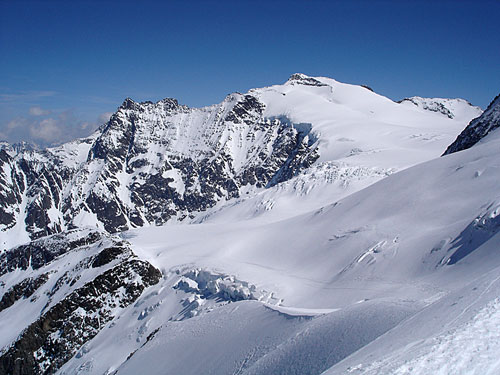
left=324, top=271, right=500, bottom=375
left=193, top=161, right=394, bottom=224
left=123, top=124, right=500, bottom=308
left=53, top=112, right=500, bottom=375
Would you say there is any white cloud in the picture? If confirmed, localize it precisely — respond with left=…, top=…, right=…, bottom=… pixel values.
left=1, top=111, right=100, bottom=147
left=29, top=106, right=51, bottom=116
left=98, top=112, right=113, bottom=124
left=29, top=118, right=60, bottom=143
left=7, top=118, right=26, bottom=130
left=0, top=105, right=116, bottom=147
left=0, top=90, right=56, bottom=103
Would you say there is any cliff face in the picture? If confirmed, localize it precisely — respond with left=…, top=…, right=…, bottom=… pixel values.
left=443, top=93, right=500, bottom=155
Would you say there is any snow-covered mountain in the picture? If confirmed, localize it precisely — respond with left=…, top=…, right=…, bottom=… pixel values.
left=1, top=75, right=498, bottom=375
left=0, top=74, right=480, bottom=249
left=398, top=96, right=482, bottom=121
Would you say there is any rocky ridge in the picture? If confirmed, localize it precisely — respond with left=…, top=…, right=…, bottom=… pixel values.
left=443, top=93, right=500, bottom=155
left=1, top=89, right=319, bottom=248
left=0, top=228, right=162, bottom=375
left=398, top=96, right=482, bottom=120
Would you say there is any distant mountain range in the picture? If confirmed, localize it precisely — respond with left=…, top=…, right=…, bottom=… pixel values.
left=0, top=74, right=482, bottom=249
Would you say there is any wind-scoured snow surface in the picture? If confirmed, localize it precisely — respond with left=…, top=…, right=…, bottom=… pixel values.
left=324, top=269, right=500, bottom=375
left=373, top=298, right=500, bottom=375
left=1, top=75, right=498, bottom=375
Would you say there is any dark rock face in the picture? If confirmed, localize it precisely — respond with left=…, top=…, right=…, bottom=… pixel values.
left=1, top=93, right=319, bottom=243
left=24, top=165, right=65, bottom=239
left=91, top=246, right=126, bottom=268
left=0, top=149, right=24, bottom=229
left=0, top=260, right=161, bottom=375
left=0, top=146, right=80, bottom=250
left=399, top=97, right=455, bottom=119
left=0, top=229, right=162, bottom=375
left=0, top=273, right=49, bottom=312
left=0, top=229, right=103, bottom=276
left=443, top=94, right=500, bottom=155
left=287, top=73, right=327, bottom=87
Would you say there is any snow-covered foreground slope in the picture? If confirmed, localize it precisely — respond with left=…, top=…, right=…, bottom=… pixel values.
left=325, top=276, right=500, bottom=375
left=54, top=117, right=500, bottom=374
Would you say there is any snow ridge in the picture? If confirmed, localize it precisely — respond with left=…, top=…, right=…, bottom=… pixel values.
left=399, top=96, right=482, bottom=121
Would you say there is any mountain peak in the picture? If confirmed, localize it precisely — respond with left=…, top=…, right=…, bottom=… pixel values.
left=120, top=97, right=180, bottom=111
left=286, top=73, right=327, bottom=87
left=398, top=96, right=483, bottom=123
left=117, top=97, right=182, bottom=116
left=157, top=97, right=180, bottom=110
left=120, top=97, right=139, bottom=110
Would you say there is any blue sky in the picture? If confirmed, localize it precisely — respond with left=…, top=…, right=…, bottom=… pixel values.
left=1, top=0, right=499, bottom=146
